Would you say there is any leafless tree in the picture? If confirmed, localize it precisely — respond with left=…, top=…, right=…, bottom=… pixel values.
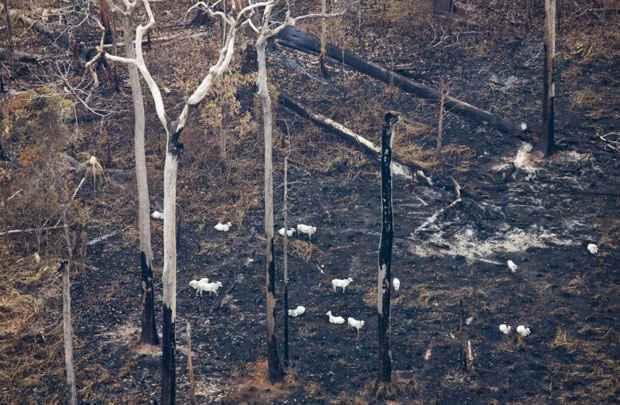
left=88, top=1, right=270, bottom=402
left=248, top=0, right=344, bottom=383
left=377, top=112, right=398, bottom=384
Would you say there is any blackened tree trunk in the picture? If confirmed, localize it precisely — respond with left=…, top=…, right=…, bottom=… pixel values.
left=543, top=0, right=556, bottom=157
left=257, top=22, right=285, bottom=382
left=378, top=112, right=398, bottom=383
left=140, top=253, right=158, bottom=344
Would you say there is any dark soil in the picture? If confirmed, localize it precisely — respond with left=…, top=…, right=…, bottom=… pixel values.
left=1, top=1, right=619, bottom=404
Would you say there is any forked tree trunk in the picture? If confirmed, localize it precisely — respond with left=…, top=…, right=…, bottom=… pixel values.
left=257, top=37, right=285, bottom=383
left=124, top=14, right=159, bottom=347
left=377, top=112, right=398, bottom=383
left=543, top=0, right=556, bottom=157
left=161, top=143, right=178, bottom=405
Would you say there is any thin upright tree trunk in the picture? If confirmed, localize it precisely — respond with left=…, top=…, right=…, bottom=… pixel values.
left=60, top=261, right=77, bottom=405
left=543, top=0, right=556, bottom=157
left=319, top=0, right=329, bottom=77
left=377, top=112, right=398, bottom=383
left=219, top=0, right=227, bottom=164
left=186, top=321, right=196, bottom=405
left=124, top=14, right=159, bottom=346
left=257, top=36, right=284, bottom=384
left=61, top=207, right=77, bottom=405
left=3, top=0, right=13, bottom=78
left=282, top=151, right=289, bottom=367
left=161, top=143, right=178, bottom=404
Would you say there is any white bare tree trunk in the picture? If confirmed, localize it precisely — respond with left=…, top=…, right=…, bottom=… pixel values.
left=123, top=12, right=158, bottom=347
left=62, top=261, right=77, bottom=405
left=257, top=34, right=285, bottom=382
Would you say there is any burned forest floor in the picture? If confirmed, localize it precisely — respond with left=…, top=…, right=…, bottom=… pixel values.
left=1, top=1, right=619, bottom=404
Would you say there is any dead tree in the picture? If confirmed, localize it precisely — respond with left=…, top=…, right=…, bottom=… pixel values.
left=543, top=0, right=557, bottom=156
left=378, top=112, right=398, bottom=384
left=255, top=3, right=285, bottom=383
left=95, top=1, right=269, bottom=402
left=61, top=206, right=77, bottom=405
left=116, top=0, right=159, bottom=347
left=248, top=0, right=343, bottom=383
left=59, top=261, right=77, bottom=405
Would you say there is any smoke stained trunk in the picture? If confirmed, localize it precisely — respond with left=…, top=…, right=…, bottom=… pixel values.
left=378, top=112, right=397, bottom=383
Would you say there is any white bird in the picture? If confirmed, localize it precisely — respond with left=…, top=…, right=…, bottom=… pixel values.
left=33, top=252, right=41, bottom=264
left=296, top=224, right=317, bottom=238
left=278, top=227, right=296, bottom=237
left=151, top=210, right=164, bottom=220
left=331, top=277, right=353, bottom=293
left=587, top=243, right=598, bottom=255
left=288, top=305, right=306, bottom=317
left=507, top=260, right=518, bottom=273
left=520, top=122, right=528, bottom=131
left=214, top=222, right=232, bottom=232
left=499, top=324, right=512, bottom=335
left=347, top=317, right=365, bottom=336
left=392, top=278, right=400, bottom=292
left=326, top=310, right=345, bottom=324
left=516, top=325, right=531, bottom=337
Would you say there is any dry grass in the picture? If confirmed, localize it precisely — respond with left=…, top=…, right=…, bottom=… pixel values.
left=224, top=359, right=298, bottom=403
left=0, top=256, right=65, bottom=404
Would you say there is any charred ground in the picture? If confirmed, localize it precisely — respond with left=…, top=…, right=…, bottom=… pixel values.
left=0, top=1, right=618, bottom=404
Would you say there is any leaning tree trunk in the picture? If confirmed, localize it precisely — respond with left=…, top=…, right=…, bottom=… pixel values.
left=161, top=142, right=179, bottom=404
left=124, top=15, right=158, bottom=347
left=378, top=112, right=398, bottom=383
left=542, top=0, right=556, bottom=157
left=257, top=36, right=285, bottom=383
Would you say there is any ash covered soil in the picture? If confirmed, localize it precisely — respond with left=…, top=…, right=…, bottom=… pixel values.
left=2, top=1, right=619, bottom=404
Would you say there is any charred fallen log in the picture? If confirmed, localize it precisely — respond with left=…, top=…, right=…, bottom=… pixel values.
left=278, top=93, right=416, bottom=179
left=275, top=26, right=520, bottom=135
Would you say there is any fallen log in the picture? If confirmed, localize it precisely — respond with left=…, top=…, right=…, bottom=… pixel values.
left=276, top=26, right=521, bottom=135
left=0, top=47, right=41, bottom=63
left=279, top=93, right=419, bottom=180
